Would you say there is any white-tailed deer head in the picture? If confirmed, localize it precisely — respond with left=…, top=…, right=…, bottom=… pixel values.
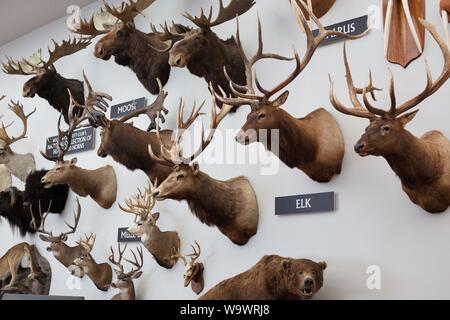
left=172, top=241, right=205, bottom=295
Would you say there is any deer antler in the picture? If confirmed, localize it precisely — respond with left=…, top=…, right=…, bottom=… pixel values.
left=171, top=246, right=188, bottom=265
left=183, top=0, right=255, bottom=29
left=30, top=200, right=53, bottom=237
left=109, top=243, right=127, bottom=274
left=60, top=198, right=82, bottom=238
left=186, top=241, right=201, bottom=265
left=123, top=246, right=144, bottom=277
left=119, top=180, right=157, bottom=221
left=103, top=0, right=156, bottom=23
left=80, top=233, right=96, bottom=254
left=0, top=101, right=36, bottom=147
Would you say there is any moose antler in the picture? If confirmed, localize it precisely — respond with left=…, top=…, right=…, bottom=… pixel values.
left=213, top=0, right=369, bottom=108
left=183, top=0, right=255, bottom=29
left=103, top=0, right=156, bottom=23
left=119, top=180, right=157, bottom=221
left=69, top=8, right=116, bottom=37
left=330, top=19, right=450, bottom=119
left=2, top=37, right=91, bottom=75
left=0, top=101, right=36, bottom=147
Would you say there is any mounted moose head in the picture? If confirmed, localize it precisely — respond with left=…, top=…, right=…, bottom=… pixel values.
left=72, top=234, right=113, bottom=291
left=2, top=37, right=89, bottom=124
left=213, top=1, right=368, bottom=182
left=119, top=181, right=180, bottom=269
left=441, top=0, right=450, bottom=48
left=329, top=20, right=450, bottom=213
left=109, top=244, right=144, bottom=300
left=383, top=0, right=425, bottom=68
left=31, top=198, right=84, bottom=277
left=40, top=89, right=118, bottom=209
left=148, top=97, right=259, bottom=246
left=172, top=241, right=205, bottom=295
left=0, top=99, right=36, bottom=182
left=69, top=0, right=177, bottom=94
left=166, top=0, right=255, bottom=109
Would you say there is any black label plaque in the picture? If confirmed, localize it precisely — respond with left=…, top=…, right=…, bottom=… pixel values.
left=118, top=228, right=141, bottom=243
left=45, top=127, right=95, bottom=157
left=313, top=15, right=369, bottom=46
left=275, top=192, right=335, bottom=215
left=110, top=97, right=146, bottom=119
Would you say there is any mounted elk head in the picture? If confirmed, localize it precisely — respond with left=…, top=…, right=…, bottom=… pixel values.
left=109, top=244, right=144, bottom=300
left=441, top=0, right=450, bottom=48
left=212, top=1, right=369, bottom=182
left=119, top=181, right=180, bottom=269
left=72, top=234, right=113, bottom=291
left=31, top=198, right=84, bottom=277
left=166, top=0, right=255, bottom=109
left=383, top=0, right=425, bottom=68
left=2, top=37, right=90, bottom=124
left=148, top=97, right=259, bottom=246
left=329, top=20, right=450, bottom=213
left=172, top=241, right=205, bottom=295
left=0, top=99, right=36, bottom=182
left=40, top=90, right=118, bottom=209
left=69, top=0, right=177, bottom=94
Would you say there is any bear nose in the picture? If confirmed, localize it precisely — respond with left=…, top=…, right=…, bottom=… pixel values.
left=354, top=142, right=365, bottom=153
left=304, top=278, right=314, bottom=287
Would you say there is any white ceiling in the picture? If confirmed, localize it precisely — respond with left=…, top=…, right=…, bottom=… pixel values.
left=0, top=0, right=95, bottom=46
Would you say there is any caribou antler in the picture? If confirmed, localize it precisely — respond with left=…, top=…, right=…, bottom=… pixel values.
left=0, top=101, right=36, bottom=147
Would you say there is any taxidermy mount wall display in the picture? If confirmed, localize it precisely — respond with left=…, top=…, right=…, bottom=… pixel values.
left=0, top=165, right=12, bottom=192
left=200, top=255, right=326, bottom=300
left=40, top=93, right=117, bottom=209
left=441, top=0, right=450, bottom=48
left=0, top=170, right=68, bottom=237
left=148, top=97, right=259, bottom=246
left=212, top=1, right=372, bottom=183
left=166, top=0, right=255, bottom=109
left=172, top=241, right=205, bottom=295
left=0, top=243, right=51, bottom=296
left=71, top=233, right=113, bottom=291
left=83, top=74, right=177, bottom=185
left=329, top=20, right=450, bottom=213
left=109, top=244, right=144, bottom=300
left=31, top=199, right=85, bottom=278
left=2, top=37, right=90, bottom=124
left=119, top=181, right=180, bottom=269
left=383, top=0, right=425, bottom=68
left=0, top=99, right=36, bottom=182
left=69, top=0, right=182, bottom=95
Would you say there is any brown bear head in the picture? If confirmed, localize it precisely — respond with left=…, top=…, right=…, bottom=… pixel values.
left=281, top=258, right=327, bottom=299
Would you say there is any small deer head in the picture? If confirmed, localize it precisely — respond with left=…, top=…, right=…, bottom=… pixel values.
left=329, top=20, right=450, bottom=157
left=2, top=37, right=91, bottom=98
left=168, top=0, right=255, bottom=68
left=72, top=233, right=96, bottom=273
left=172, top=241, right=204, bottom=294
left=109, top=244, right=144, bottom=293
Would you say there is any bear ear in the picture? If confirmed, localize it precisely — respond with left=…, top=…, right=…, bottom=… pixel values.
left=318, top=261, right=327, bottom=270
left=281, top=259, right=292, bottom=272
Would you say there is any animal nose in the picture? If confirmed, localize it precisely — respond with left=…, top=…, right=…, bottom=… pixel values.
left=153, top=190, right=160, bottom=198
left=354, top=142, right=365, bottom=153
left=41, top=177, right=46, bottom=183
left=169, top=54, right=183, bottom=67
left=235, top=131, right=244, bottom=143
left=96, top=46, right=105, bottom=58
left=23, top=88, right=30, bottom=97
left=304, top=278, right=314, bottom=287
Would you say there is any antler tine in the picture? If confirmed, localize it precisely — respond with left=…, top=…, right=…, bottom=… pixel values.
left=171, top=246, right=188, bottom=265
left=61, top=198, right=81, bottom=237
left=29, top=200, right=53, bottom=236
left=2, top=54, right=42, bottom=76
left=0, top=101, right=35, bottom=147
left=186, top=241, right=201, bottom=264
left=45, top=37, right=91, bottom=68
left=81, top=233, right=96, bottom=253
left=109, top=243, right=126, bottom=273
left=123, top=246, right=144, bottom=275
left=103, top=0, right=156, bottom=23
left=69, top=13, right=110, bottom=37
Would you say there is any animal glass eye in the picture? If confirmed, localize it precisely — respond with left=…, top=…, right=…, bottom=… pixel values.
left=177, top=174, right=184, bottom=181
left=257, top=113, right=266, bottom=121
left=382, top=126, right=391, bottom=133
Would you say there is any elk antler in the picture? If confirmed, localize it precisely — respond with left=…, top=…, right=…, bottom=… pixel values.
left=103, top=0, right=156, bottom=24
left=183, top=0, right=255, bottom=29
left=119, top=180, right=157, bottom=221
left=213, top=0, right=368, bottom=108
left=0, top=101, right=36, bottom=147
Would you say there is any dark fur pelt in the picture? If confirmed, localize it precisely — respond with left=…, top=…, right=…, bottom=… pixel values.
left=0, top=170, right=69, bottom=236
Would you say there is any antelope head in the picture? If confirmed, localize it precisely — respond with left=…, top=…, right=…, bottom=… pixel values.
left=168, top=0, right=255, bottom=68
left=2, top=37, right=91, bottom=98
left=109, top=244, right=144, bottom=294
left=329, top=20, right=450, bottom=158
left=212, top=1, right=367, bottom=146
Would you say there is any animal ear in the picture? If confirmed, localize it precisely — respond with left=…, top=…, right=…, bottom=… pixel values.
left=398, top=110, right=419, bottom=127
left=192, top=162, right=200, bottom=175
left=132, top=271, right=143, bottom=279
left=70, top=158, right=78, bottom=166
left=152, top=212, right=160, bottom=221
left=272, top=91, right=290, bottom=108
left=281, top=259, right=292, bottom=272
left=318, top=261, right=327, bottom=270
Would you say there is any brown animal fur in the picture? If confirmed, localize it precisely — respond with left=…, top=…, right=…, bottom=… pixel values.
left=0, top=243, right=40, bottom=289
left=200, top=255, right=326, bottom=300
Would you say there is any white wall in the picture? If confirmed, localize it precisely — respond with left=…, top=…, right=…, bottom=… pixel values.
left=0, top=0, right=448, bottom=300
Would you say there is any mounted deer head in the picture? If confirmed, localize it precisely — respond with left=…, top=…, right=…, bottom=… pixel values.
left=2, top=37, right=90, bottom=124
left=109, top=244, right=144, bottom=300
left=0, top=99, right=36, bottom=182
left=441, top=0, right=450, bottom=48
left=40, top=87, right=118, bottom=209
left=172, top=241, right=205, bottom=295
left=166, top=0, right=255, bottom=109
left=119, top=181, right=180, bottom=269
left=72, top=233, right=113, bottom=291
left=148, top=96, right=259, bottom=245
left=383, top=0, right=425, bottom=68
left=329, top=19, right=450, bottom=213
left=212, top=1, right=368, bottom=182
left=31, top=198, right=85, bottom=277
left=69, top=0, right=176, bottom=94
